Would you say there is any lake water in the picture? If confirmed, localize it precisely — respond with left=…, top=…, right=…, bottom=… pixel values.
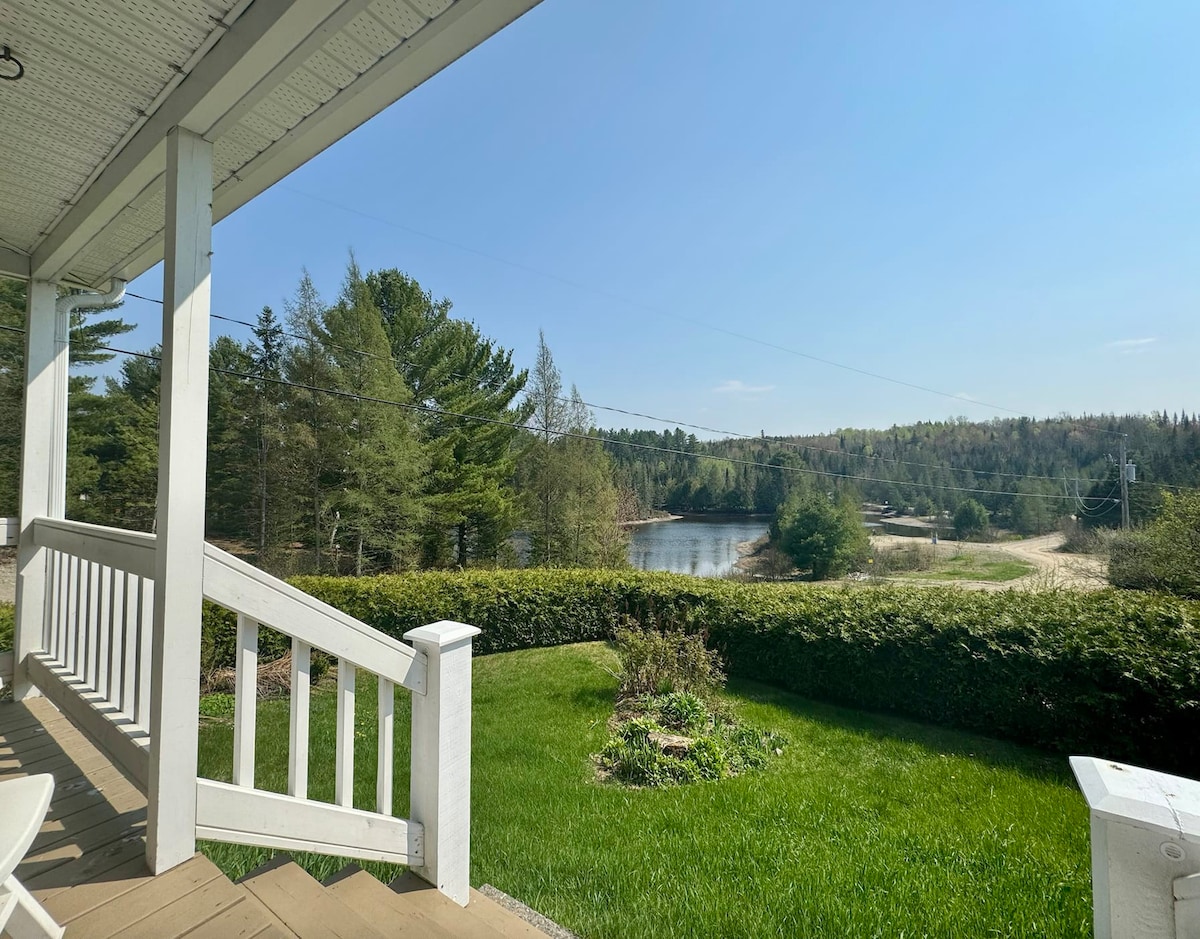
left=626, top=515, right=771, bottom=577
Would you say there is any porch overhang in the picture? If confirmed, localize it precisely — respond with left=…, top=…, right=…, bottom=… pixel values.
left=0, top=0, right=541, bottom=290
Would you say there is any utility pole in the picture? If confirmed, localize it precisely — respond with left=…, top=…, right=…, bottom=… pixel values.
left=1119, top=435, right=1131, bottom=529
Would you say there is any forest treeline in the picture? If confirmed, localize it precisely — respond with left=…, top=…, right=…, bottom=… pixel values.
left=604, top=411, right=1200, bottom=534
left=1, top=265, right=1197, bottom=576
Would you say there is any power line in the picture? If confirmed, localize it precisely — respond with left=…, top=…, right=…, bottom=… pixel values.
left=0, top=314, right=1180, bottom=500
left=83, top=339, right=1096, bottom=503
left=119, top=293, right=1094, bottom=488
left=275, top=185, right=1132, bottom=436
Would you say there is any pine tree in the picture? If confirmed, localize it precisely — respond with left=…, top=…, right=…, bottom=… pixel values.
left=281, top=271, right=341, bottom=571
left=320, top=257, right=426, bottom=573
left=249, top=306, right=289, bottom=565
left=365, top=269, right=531, bottom=567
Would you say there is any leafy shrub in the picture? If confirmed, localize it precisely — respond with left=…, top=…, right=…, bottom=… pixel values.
left=0, top=602, right=13, bottom=651
left=1108, top=492, right=1200, bottom=599
left=658, top=691, right=706, bottom=732
left=686, top=736, right=728, bottom=780
left=198, top=568, right=1200, bottom=777
left=198, top=692, right=236, bottom=718
left=613, top=626, right=724, bottom=701
left=1058, top=518, right=1114, bottom=555
left=870, top=542, right=935, bottom=574
left=597, top=711, right=781, bottom=787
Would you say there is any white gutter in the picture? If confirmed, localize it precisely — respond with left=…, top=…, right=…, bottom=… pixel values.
left=55, top=278, right=126, bottom=315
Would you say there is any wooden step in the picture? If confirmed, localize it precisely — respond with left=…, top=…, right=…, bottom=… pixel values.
left=322, top=865, right=458, bottom=938
left=390, top=871, right=540, bottom=939
left=178, top=890, right=297, bottom=938
left=239, top=855, right=391, bottom=939
left=458, top=887, right=560, bottom=939
left=66, top=853, right=244, bottom=939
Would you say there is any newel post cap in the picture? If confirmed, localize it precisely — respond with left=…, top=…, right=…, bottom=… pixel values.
left=1071, top=755, right=1200, bottom=842
left=404, top=620, right=482, bottom=648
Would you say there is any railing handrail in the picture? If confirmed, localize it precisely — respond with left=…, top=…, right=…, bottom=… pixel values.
left=202, top=542, right=427, bottom=694
left=31, top=517, right=156, bottom=579
left=28, top=518, right=427, bottom=695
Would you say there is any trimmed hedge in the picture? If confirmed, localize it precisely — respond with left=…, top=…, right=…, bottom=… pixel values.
left=202, top=571, right=1200, bottom=777
left=0, top=601, right=12, bottom=651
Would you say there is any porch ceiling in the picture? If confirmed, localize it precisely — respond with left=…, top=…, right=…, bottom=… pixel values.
left=0, top=0, right=540, bottom=289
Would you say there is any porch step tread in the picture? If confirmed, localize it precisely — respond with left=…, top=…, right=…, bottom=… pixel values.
left=389, top=871, right=515, bottom=939
left=65, top=852, right=237, bottom=939
left=178, top=891, right=299, bottom=938
left=322, top=866, right=459, bottom=938
left=238, top=855, right=391, bottom=939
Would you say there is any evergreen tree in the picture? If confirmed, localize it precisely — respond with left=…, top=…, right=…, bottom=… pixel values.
left=320, top=257, right=426, bottom=573
left=521, top=334, right=626, bottom=568
left=771, top=484, right=869, bottom=580
left=281, top=271, right=341, bottom=571
left=248, top=306, right=290, bottom=565
left=366, top=270, right=531, bottom=566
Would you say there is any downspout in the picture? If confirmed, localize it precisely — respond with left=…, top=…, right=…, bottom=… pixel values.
left=56, top=277, right=127, bottom=316
left=49, top=279, right=127, bottom=517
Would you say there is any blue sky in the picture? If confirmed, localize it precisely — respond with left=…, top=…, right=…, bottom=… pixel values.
left=121, top=0, right=1198, bottom=437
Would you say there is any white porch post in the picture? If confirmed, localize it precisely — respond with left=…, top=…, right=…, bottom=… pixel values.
left=13, top=280, right=66, bottom=701
left=147, top=126, right=212, bottom=873
left=405, top=620, right=481, bottom=907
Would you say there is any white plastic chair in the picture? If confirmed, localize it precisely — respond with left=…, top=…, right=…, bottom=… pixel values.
left=0, top=774, right=64, bottom=939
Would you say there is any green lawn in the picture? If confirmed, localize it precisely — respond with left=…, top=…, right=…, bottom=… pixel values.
left=903, top=552, right=1034, bottom=583
left=198, top=643, right=1092, bottom=938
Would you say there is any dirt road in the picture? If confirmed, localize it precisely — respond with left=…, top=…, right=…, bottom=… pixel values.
left=871, top=531, right=1106, bottom=591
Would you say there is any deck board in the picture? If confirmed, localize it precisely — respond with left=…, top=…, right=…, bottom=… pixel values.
left=0, top=696, right=557, bottom=939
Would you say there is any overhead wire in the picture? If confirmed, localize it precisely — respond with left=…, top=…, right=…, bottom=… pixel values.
left=274, top=185, right=1131, bottom=437
left=119, top=292, right=1094, bottom=488
left=74, top=336, right=1095, bottom=503
left=0, top=314, right=1169, bottom=503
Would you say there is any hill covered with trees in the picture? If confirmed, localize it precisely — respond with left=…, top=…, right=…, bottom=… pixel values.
left=604, top=412, right=1199, bottom=534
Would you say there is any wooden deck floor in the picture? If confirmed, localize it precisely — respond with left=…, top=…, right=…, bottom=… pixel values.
left=0, top=696, right=553, bottom=938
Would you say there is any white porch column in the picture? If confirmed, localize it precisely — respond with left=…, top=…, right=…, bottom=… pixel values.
left=12, top=280, right=66, bottom=701
left=147, top=126, right=212, bottom=873
left=405, top=620, right=481, bottom=907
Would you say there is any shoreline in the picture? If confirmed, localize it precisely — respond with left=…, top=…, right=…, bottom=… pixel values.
left=733, top=533, right=771, bottom=573
left=621, top=514, right=684, bottom=527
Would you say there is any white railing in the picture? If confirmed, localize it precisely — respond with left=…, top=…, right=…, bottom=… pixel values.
left=26, top=517, right=156, bottom=788
left=197, top=544, right=479, bottom=906
left=14, top=517, right=480, bottom=906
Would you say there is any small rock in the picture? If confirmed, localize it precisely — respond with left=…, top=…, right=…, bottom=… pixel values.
left=649, top=732, right=694, bottom=756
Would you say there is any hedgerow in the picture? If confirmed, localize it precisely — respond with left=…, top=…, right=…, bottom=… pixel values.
left=0, top=602, right=13, bottom=651
left=200, top=570, right=1200, bottom=777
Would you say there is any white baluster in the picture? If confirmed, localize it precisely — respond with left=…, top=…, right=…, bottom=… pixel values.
left=94, top=564, right=109, bottom=696
left=51, top=552, right=64, bottom=659
left=106, top=567, right=120, bottom=703
left=335, top=660, right=356, bottom=808
left=377, top=678, right=394, bottom=815
left=288, top=639, right=310, bottom=799
left=233, top=614, right=258, bottom=788
left=65, top=555, right=78, bottom=674
left=84, top=561, right=93, bottom=687
left=137, top=578, right=154, bottom=732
